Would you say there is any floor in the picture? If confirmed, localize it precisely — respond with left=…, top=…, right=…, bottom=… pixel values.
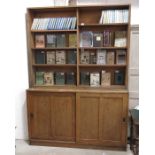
left=15, top=140, right=133, bottom=155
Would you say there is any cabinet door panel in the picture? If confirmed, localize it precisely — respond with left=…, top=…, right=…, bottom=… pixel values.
left=76, top=93, right=100, bottom=144
left=99, top=94, right=128, bottom=146
left=28, top=92, right=51, bottom=139
left=52, top=93, right=75, bottom=141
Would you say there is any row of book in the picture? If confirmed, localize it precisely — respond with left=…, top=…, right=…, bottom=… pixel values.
left=99, top=9, right=129, bottom=24
left=35, top=50, right=76, bottom=64
left=80, top=31, right=127, bottom=47
left=31, top=17, right=77, bottom=30
left=35, top=70, right=125, bottom=86
left=81, top=70, right=124, bottom=86
left=35, top=34, right=77, bottom=48
left=80, top=50, right=126, bottom=65
left=36, top=71, right=76, bottom=85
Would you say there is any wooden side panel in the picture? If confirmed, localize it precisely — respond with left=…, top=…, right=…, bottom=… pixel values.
left=52, top=93, right=76, bottom=141
left=28, top=92, right=51, bottom=139
left=76, top=93, right=100, bottom=144
left=99, top=93, right=128, bottom=146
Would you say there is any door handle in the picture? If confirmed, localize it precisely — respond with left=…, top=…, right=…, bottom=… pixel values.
left=30, top=113, right=34, bottom=118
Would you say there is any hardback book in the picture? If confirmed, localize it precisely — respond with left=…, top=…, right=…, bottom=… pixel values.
left=90, top=51, right=96, bottom=64
left=116, top=50, right=126, bottom=64
left=80, top=50, right=90, bottom=64
left=46, top=34, right=56, bottom=47
left=101, top=70, right=111, bottom=86
left=114, top=31, right=127, bottom=47
left=44, top=72, right=54, bottom=85
left=114, top=70, right=125, bottom=85
left=35, top=51, right=45, bottom=64
left=56, top=34, right=66, bottom=47
left=90, top=72, right=100, bottom=87
left=67, top=51, right=76, bottom=64
left=93, top=33, right=103, bottom=47
left=97, top=50, right=106, bottom=64
left=35, top=34, right=45, bottom=48
left=80, top=72, right=90, bottom=85
left=69, top=34, right=77, bottom=47
left=107, top=51, right=115, bottom=65
left=46, top=51, right=55, bottom=64
left=66, top=72, right=76, bottom=85
left=80, top=31, right=93, bottom=47
left=36, top=71, right=44, bottom=85
left=56, top=51, right=66, bottom=64
left=55, top=72, right=65, bottom=85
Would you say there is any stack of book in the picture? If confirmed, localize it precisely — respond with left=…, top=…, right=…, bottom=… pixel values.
left=99, top=9, right=129, bottom=24
left=31, top=17, right=77, bottom=30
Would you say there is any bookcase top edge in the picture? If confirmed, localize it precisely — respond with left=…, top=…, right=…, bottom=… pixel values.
left=27, top=4, right=131, bottom=11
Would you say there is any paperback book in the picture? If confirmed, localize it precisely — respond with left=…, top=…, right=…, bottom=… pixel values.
left=80, top=31, right=93, bottom=47
left=69, top=34, right=77, bottom=47
left=46, top=51, right=55, bottom=64
left=114, top=70, right=125, bottom=85
left=93, top=33, right=103, bottom=47
left=35, top=34, right=45, bottom=48
left=56, top=51, right=66, bottom=64
left=46, top=34, right=56, bottom=48
left=90, top=72, right=100, bottom=87
left=90, top=51, right=96, bottom=64
left=44, top=72, right=54, bottom=85
left=80, top=72, right=90, bottom=85
left=116, top=50, right=126, bottom=64
left=56, top=34, right=66, bottom=47
left=66, top=72, right=76, bottom=85
left=55, top=72, right=65, bottom=85
left=35, top=51, right=46, bottom=64
left=80, top=50, right=90, bottom=64
left=107, top=51, right=115, bottom=65
left=101, top=70, right=111, bottom=86
left=36, top=71, right=44, bottom=85
left=67, top=51, right=76, bottom=64
left=97, top=50, right=106, bottom=64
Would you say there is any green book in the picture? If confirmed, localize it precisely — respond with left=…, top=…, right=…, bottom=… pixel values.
left=114, top=70, right=125, bottom=85
left=66, top=72, right=76, bottom=85
left=80, top=72, right=90, bottom=85
left=67, top=51, right=76, bottom=64
left=56, top=34, right=66, bottom=47
left=55, top=72, right=65, bottom=85
left=35, top=51, right=45, bottom=64
left=36, top=71, right=44, bottom=85
left=46, top=34, right=56, bottom=47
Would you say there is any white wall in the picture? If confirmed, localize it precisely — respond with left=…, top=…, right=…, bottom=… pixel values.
left=12, top=0, right=139, bottom=140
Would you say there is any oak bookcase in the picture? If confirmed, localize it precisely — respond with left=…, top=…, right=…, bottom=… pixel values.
left=26, top=4, right=131, bottom=150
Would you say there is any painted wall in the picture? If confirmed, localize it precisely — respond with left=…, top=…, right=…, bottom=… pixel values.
left=14, top=0, right=139, bottom=139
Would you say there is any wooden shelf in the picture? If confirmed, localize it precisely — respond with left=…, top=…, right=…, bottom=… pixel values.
left=33, top=64, right=77, bottom=67
left=32, top=47, right=77, bottom=50
left=79, top=47, right=127, bottom=50
left=79, top=64, right=126, bottom=67
left=78, top=23, right=128, bottom=27
left=31, top=29, right=77, bottom=33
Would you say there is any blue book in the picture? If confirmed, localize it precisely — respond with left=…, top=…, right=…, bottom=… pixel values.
left=114, top=70, right=125, bottom=85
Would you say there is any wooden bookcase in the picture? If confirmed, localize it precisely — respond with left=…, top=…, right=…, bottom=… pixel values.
left=26, top=4, right=130, bottom=150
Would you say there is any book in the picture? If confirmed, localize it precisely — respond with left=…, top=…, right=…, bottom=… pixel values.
left=114, top=70, right=125, bottom=85
left=90, top=72, right=100, bottom=87
left=55, top=72, right=65, bottom=85
left=66, top=72, right=76, bottom=85
left=46, top=51, right=55, bottom=64
left=90, top=51, right=96, bottom=64
left=93, top=33, right=103, bottom=47
left=44, top=72, right=54, bottom=85
left=80, top=31, right=93, bottom=47
left=36, top=71, right=44, bottom=85
left=35, top=34, right=45, bottom=48
left=56, top=34, right=66, bottom=47
left=116, top=50, right=126, bottom=64
left=114, top=31, right=127, bottom=47
left=67, top=51, right=76, bottom=64
left=80, top=50, right=90, bottom=64
left=97, top=50, right=106, bottom=64
left=80, top=72, right=90, bottom=85
left=69, top=34, right=77, bottom=47
left=46, top=34, right=56, bottom=47
left=56, top=51, right=66, bottom=64
left=107, top=51, right=115, bottom=65
left=35, top=51, right=45, bottom=64
left=101, top=70, right=111, bottom=86
left=99, top=9, right=129, bottom=24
